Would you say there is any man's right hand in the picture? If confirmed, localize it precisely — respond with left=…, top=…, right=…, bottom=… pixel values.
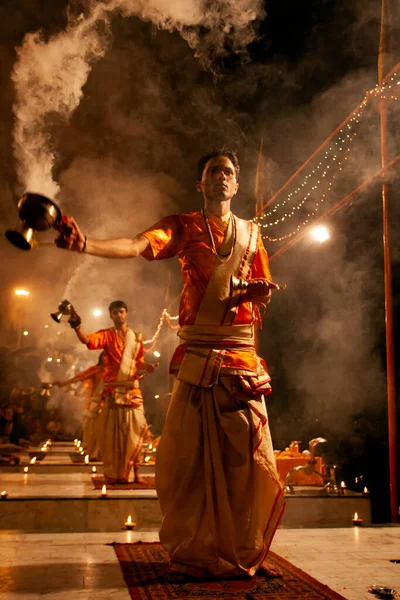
left=68, top=309, right=82, bottom=330
left=53, top=381, right=66, bottom=388
left=55, top=215, right=86, bottom=252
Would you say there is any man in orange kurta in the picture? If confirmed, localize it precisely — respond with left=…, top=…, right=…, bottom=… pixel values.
left=68, top=300, right=156, bottom=484
left=56, top=148, right=284, bottom=579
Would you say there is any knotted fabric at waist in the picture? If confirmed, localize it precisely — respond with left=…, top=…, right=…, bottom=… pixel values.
left=179, top=324, right=255, bottom=349
left=104, top=379, right=140, bottom=389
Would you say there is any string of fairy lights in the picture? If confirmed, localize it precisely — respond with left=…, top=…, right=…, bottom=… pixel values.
left=255, top=71, right=400, bottom=243
left=143, top=309, right=179, bottom=352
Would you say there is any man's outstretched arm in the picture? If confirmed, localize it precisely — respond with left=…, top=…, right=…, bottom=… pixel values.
left=55, top=217, right=150, bottom=258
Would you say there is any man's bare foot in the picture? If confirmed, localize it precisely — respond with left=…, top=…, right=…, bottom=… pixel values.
left=103, top=476, right=116, bottom=485
left=164, top=570, right=189, bottom=583
left=133, top=469, right=145, bottom=485
left=257, top=560, right=283, bottom=578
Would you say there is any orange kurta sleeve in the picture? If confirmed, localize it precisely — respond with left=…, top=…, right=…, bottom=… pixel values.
left=87, top=329, right=110, bottom=351
left=140, top=215, right=185, bottom=261
left=250, top=234, right=272, bottom=281
left=76, top=365, right=103, bottom=382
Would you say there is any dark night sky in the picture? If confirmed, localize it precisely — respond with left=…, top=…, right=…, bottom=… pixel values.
left=0, top=0, right=399, bottom=520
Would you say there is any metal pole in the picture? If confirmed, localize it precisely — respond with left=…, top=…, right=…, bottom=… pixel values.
left=378, top=0, right=398, bottom=524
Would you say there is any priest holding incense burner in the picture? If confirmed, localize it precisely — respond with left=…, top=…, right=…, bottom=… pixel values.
left=55, top=149, right=284, bottom=580
left=68, top=300, right=157, bottom=484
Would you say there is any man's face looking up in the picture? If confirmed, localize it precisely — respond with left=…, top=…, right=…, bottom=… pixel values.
left=196, top=156, right=239, bottom=203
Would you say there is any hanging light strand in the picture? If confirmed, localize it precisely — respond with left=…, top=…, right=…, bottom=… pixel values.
left=262, top=130, right=358, bottom=242
left=255, top=73, right=400, bottom=242
left=143, top=309, right=179, bottom=352
left=256, top=111, right=364, bottom=225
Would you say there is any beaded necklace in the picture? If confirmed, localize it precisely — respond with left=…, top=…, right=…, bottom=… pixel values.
left=202, top=208, right=237, bottom=262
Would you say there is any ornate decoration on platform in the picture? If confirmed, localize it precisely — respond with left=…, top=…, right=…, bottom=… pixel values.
left=281, top=437, right=333, bottom=494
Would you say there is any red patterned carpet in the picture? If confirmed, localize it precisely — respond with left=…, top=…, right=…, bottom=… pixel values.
left=114, top=542, right=347, bottom=599
left=92, top=475, right=155, bottom=489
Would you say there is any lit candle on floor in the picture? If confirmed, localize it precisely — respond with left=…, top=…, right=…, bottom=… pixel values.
left=101, top=484, right=107, bottom=498
left=340, top=481, right=346, bottom=494
left=85, top=455, right=89, bottom=464
left=352, top=512, right=363, bottom=526
left=1, top=490, right=8, bottom=499
left=124, top=515, right=136, bottom=530
left=363, top=486, right=369, bottom=495
left=24, top=467, right=28, bottom=473
left=92, top=466, right=97, bottom=474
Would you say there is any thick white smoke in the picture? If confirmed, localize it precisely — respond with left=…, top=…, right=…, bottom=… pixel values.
left=12, top=0, right=265, bottom=198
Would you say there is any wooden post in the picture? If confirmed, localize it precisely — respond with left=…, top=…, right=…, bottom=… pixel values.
left=378, top=0, right=398, bottom=524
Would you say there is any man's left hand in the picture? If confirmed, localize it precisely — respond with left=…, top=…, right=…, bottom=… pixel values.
left=246, top=278, right=274, bottom=299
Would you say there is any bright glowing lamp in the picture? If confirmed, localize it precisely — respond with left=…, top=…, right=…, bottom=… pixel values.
left=311, top=225, right=330, bottom=243
left=93, top=309, right=102, bottom=318
left=15, top=289, right=30, bottom=296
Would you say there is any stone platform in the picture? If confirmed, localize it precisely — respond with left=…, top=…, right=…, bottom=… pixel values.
left=0, top=442, right=371, bottom=532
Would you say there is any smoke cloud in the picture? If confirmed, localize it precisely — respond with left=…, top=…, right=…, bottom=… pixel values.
left=11, top=0, right=264, bottom=197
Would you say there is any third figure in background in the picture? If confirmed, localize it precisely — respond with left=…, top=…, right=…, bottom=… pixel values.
left=54, top=351, right=105, bottom=461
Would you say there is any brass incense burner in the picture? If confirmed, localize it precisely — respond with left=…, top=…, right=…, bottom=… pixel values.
left=50, top=300, right=75, bottom=324
left=230, top=275, right=287, bottom=297
left=5, top=192, right=62, bottom=250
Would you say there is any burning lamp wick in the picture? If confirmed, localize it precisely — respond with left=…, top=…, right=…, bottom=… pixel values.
left=363, top=486, right=369, bottom=495
left=101, top=484, right=107, bottom=498
left=24, top=467, right=29, bottom=473
left=340, top=481, right=346, bottom=495
left=85, top=455, right=89, bottom=464
left=352, top=512, right=363, bottom=526
left=92, top=466, right=97, bottom=474
left=125, top=515, right=136, bottom=530
left=30, top=457, right=36, bottom=464
left=1, top=490, right=8, bottom=499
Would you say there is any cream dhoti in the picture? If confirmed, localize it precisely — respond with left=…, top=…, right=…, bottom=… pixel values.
left=156, top=325, right=284, bottom=579
left=82, top=397, right=102, bottom=460
left=98, top=385, right=147, bottom=482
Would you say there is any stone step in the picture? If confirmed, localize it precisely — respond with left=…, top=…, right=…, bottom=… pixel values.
left=0, top=463, right=155, bottom=474
left=0, top=482, right=371, bottom=532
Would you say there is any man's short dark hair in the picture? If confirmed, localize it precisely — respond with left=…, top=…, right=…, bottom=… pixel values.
left=108, top=300, right=128, bottom=313
left=197, top=148, right=240, bottom=181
